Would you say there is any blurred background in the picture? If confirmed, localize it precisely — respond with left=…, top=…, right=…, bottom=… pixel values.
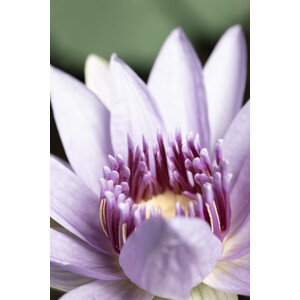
left=51, top=0, right=250, bottom=299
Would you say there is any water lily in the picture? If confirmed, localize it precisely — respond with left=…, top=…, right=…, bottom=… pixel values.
left=50, top=25, right=249, bottom=300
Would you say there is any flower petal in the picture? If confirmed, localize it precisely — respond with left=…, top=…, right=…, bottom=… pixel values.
left=50, top=66, right=113, bottom=195
left=148, top=28, right=210, bottom=148
left=84, top=54, right=111, bottom=110
left=204, top=25, right=247, bottom=148
left=50, top=228, right=125, bottom=281
left=227, top=156, right=250, bottom=239
left=189, top=283, right=238, bottom=300
left=109, top=54, right=166, bottom=165
left=222, top=216, right=249, bottom=261
left=204, top=254, right=250, bottom=296
left=51, top=262, right=94, bottom=292
left=60, top=279, right=153, bottom=300
left=119, top=217, right=223, bottom=299
left=223, top=101, right=250, bottom=185
left=50, top=155, right=112, bottom=254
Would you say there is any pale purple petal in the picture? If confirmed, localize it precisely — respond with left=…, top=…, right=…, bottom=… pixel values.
left=60, top=279, right=153, bottom=300
left=109, top=55, right=166, bottom=166
left=148, top=28, right=210, bottom=148
left=223, top=101, right=250, bottom=185
left=119, top=217, right=223, bottom=299
left=50, top=66, right=113, bottom=195
left=190, top=283, right=238, bottom=300
left=51, top=155, right=113, bottom=254
left=204, top=254, right=250, bottom=296
left=84, top=54, right=111, bottom=110
left=204, top=25, right=247, bottom=148
left=51, top=262, right=94, bottom=292
left=222, top=217, right=250, bottom=261
left=227, top=156, right=250, bottom=238
left=50, top=228, right=125, bottom=281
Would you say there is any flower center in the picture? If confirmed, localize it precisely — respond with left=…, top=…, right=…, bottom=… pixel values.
left=138, top=191, right=192, bottom=219
left=99, top=130, right=232, bottom=254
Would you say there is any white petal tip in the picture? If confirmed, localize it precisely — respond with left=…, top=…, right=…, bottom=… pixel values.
left=168, top=27, right=189, bottom=43
left=110, top=53, right=119, bottom=63
left=85, top=54, right=108, bottom=67
left=109, top=54, right=126, bottom=71
left=86, top=53, right=99, bottom=62
left=226, top=24, right=245, bottom=40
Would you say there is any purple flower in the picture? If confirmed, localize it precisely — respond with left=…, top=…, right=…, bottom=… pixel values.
left=51, top=25, right=249, bottom=300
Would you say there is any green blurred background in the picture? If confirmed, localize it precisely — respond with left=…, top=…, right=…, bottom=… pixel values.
left=51, top=0, right=250, bottom=299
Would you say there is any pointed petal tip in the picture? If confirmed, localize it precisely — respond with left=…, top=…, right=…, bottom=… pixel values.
left=204, top=24, right=247, bottom=148
left=226, top=24, right=246, bottom=42
left=109, top=53, right=120, bottom=65
left=168, top=27, right=189, bottom=44
left=110, top=52, right=117, bottom=59
left=229, top=24, right=243, bottom=32
left=170, top=26, right=185, bottom=36
left=109, top=54, right=128, bottom=73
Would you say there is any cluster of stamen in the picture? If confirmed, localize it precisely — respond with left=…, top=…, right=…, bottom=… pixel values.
left=99, top=130, right=232, bottom=253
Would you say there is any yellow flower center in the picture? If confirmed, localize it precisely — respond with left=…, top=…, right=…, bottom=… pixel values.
left=138, top=190, right=193, bottom=218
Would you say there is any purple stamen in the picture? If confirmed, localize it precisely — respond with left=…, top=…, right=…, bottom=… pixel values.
left=214, top=139, right=223, bottom=166
left=99, top=130, right=232, bottom=253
